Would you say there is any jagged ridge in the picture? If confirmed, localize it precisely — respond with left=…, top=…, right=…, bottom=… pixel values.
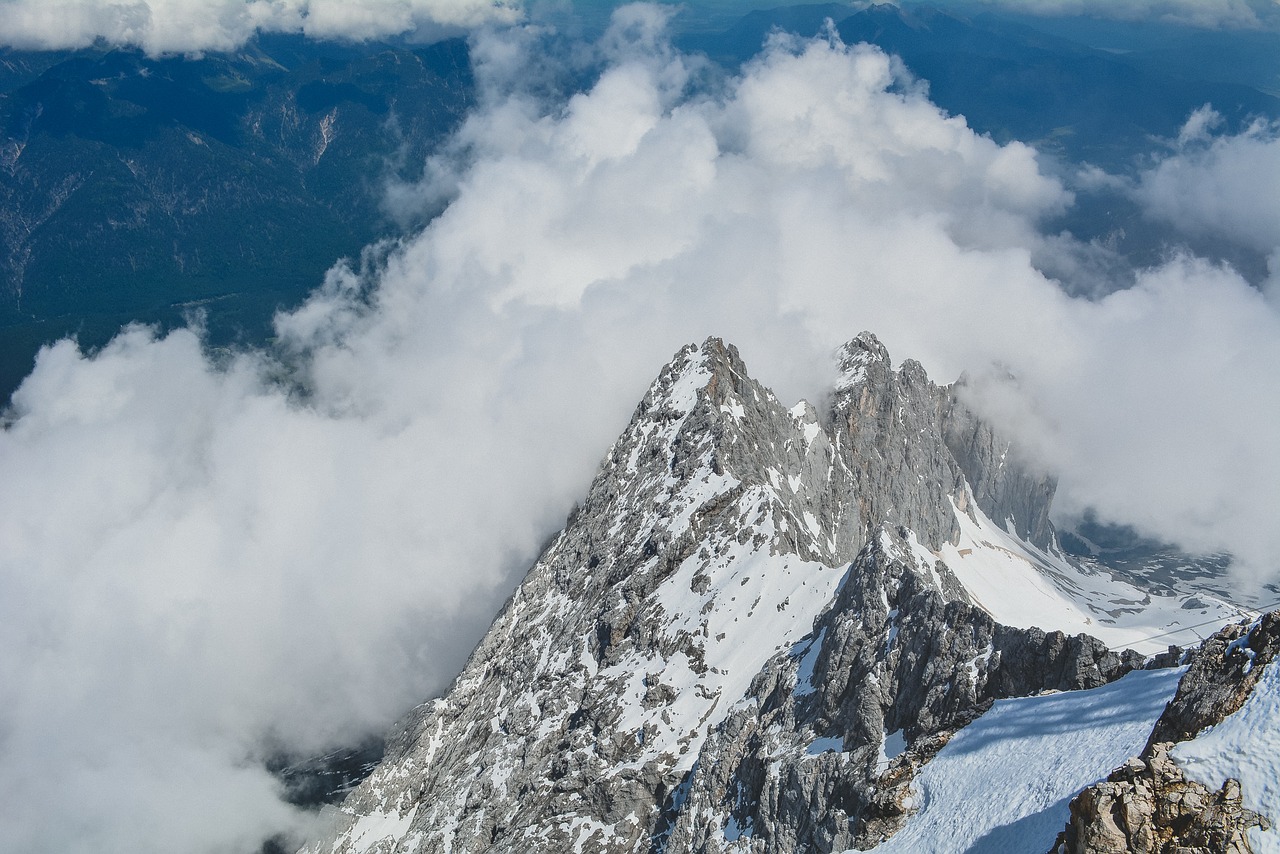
left=303, top=334, right=1255, bottom=854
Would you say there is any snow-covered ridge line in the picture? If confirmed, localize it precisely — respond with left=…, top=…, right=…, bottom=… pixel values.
left=305, top=337, right=863, bottom=853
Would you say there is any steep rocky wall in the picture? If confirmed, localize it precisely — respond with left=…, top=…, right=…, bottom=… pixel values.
left=942, top=378, right=1057, bottom=550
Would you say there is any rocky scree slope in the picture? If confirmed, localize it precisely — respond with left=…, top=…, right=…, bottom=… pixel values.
left=304, top=334, right=1211, bottom=854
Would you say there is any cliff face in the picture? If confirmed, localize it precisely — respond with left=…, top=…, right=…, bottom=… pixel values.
left=301, top=334, right=1260, bottom=854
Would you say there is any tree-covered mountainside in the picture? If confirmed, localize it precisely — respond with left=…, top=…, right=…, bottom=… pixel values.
left=679, top=3, right=1280, bottom=167
left=0, top=35, right=474, bottom=400
left=4, top=3, right=1279, bottom=405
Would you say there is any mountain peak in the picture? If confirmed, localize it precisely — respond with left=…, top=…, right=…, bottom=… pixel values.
left=836, top=330, right=891, bottom=383
left=305, top=333, right=1253, bottom=854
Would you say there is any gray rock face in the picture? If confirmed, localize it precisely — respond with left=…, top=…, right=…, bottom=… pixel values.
left=943, top=376, right=1057, bottom=550
left=302, top=334, right=1154, bottom=854
left=825, top=333, right=1051, bottom=555
left=1146, top=611, right=1280, bottom=749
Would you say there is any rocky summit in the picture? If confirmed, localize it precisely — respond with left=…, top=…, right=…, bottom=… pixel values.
left=301, top=335, right=1277, bottom=854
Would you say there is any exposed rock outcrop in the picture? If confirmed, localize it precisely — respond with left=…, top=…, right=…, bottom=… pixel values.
left=1054, top=743, right=1266, bottom=854
left=660, top=532, right=1145, bottom=854
left=1053, top=613, right=1280, bottom=854
left=1147, top=611, right=1280, bottom=748
left=943, top=375, right=1057, bottom=551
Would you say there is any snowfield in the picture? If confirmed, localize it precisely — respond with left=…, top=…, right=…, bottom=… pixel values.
left=864, top=667, right=1185, bottom=853
left=922, top=499, right=1247, bottom=654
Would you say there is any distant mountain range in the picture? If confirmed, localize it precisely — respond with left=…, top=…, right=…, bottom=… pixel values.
left=0, top=35, right=474, bottom=400
left=679, top=3, right=1280, bottom=164
left=2, top=5, right=1278, bottom=405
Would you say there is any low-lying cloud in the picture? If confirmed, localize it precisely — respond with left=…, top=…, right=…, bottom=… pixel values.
left=950, top=0, right=1279, bottom=29
left=1134, top=107, right=1280, bottom=293
left=3, top=6, right=1280, bottom=852
left=0, top=0, right=521, bottom=55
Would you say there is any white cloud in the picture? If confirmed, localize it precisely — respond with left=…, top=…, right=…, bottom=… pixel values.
left=3, top=7, right=1280, bottom=851
left=1136, top=110, right=1280, bottom=259
left=948, top=0, right=1273, bottom=29
left=0, top=0, right=522, bottom=55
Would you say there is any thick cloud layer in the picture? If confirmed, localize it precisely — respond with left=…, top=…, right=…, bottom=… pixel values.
left=3, top=0, right=1274, bottom=57
left=3, top=6, right=1280, bottom=852
left=0, top=0, right=521, bottom=54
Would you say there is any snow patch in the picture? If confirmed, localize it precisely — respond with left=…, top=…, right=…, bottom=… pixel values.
left=724, top=814, right=754, bottom=841
left=607, top=498, right=847, bottom=773
left=667, top=349, right=712, bottom=414
left=721, top=399, right=746, bottom=420
left=1224, top=625, right=1261, bottom=674
left=876, top=730, right=907, bottom=773
left=792, top=627, right=827, bottom=697
left=806, top=735, right=844, bottom=756
left=344, top=805, right=419, bottom=854
left=1172, top=660, right=1280, bottom=853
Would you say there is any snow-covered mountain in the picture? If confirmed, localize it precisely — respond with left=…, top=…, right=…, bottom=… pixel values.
left=301, top=334, right=1276, bottom=854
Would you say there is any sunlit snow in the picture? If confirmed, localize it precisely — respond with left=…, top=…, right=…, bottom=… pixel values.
left=865, top=667, right=1184, bottom=853
left=922, top=498, right=1248, bottom=653
left=1173, top=658, right=1280, bottom=853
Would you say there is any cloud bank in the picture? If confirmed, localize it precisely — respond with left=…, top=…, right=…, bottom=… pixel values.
left=3, top=6, right=1280, bottom=851
left=949, top=0, right=1279, bottom=29
left=1135, top=108, right=1280, bottom=293
left=0, top=0, right=522, bottom=55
